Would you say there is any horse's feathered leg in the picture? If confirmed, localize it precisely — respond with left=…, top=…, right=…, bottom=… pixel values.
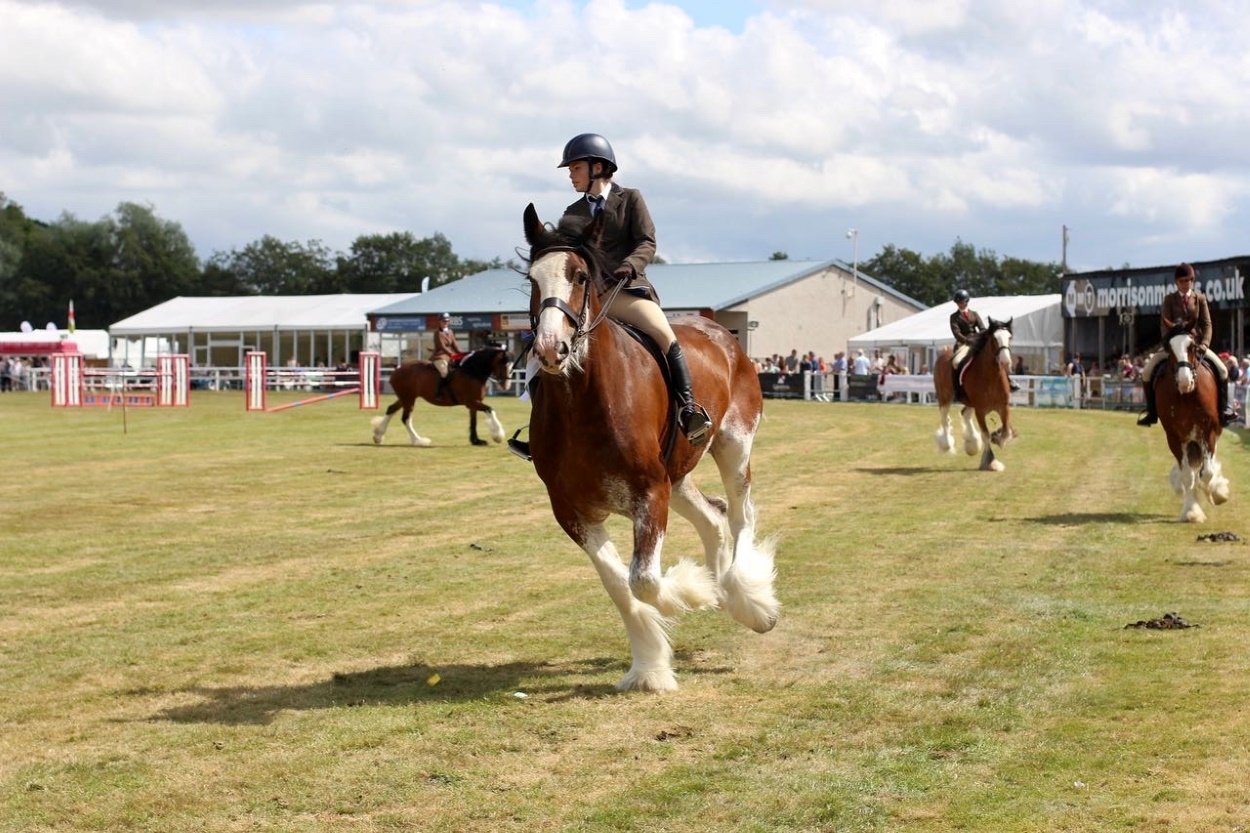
left=370, top=400, right=404, bottom=444
left=670, top=475, right=731, bottom=578
left=934, top=404, right=956, bottom=454
left=574, top=520, right=679, bottom=692
left=401, top=405, right=432, bottom=447
left=960, top=407, right=983, bottom=457
left=476, top=404, right=505, bottom=443
left=710, top=424, right=779, bottom=634
left=975, top=408, right=1004, bottom=471
left=627, top=482, right=718, bottom=618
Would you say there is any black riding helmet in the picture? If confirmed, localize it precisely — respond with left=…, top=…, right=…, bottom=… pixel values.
left=558, top=133, right=618, bottom=177
left=953, top=289, right=971, bottom=303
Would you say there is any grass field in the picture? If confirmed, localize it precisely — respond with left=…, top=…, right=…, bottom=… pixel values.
left=2, top=391, right=1249, bottom=832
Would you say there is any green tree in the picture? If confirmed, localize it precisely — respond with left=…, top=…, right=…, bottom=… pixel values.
left=211, top=236, right=338, bottom=295
left=0, top=194, right=36, bottom=328
left=338, top=232, right=438, bottom=293
left=864, top=241, right=1062, bottom=307
left=103, top=202, right=200, bottom=319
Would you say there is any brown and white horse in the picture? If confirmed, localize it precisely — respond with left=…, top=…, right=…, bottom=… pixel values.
left=370, top=347, right=511, bottom=447
left=1154, top=325, right=1230, bottom=522
left=522, top=203, right=779, bottom=692
left=933, top=318, right=1017, bottom=471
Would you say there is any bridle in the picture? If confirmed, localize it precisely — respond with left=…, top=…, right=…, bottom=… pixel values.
left=527, top=245, right=629, bottom=352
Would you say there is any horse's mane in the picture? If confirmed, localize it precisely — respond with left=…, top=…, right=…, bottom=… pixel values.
left=457, top=346, right=508, bottom=380
left=523, top=214, right=611, bottom=285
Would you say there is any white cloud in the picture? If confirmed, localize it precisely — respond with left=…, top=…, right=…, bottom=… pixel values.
left=3, top=0, right=1250, bottom=272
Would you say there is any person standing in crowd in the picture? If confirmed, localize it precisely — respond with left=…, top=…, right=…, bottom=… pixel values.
left=509, top=133, right=711, bottom=460
left=852, top=349, right=872, bottom=375
left=1137, top=263, right=1237, bottom=427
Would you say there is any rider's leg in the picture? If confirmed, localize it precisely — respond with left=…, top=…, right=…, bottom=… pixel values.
left=608, top=293, right=712, bottom=445
left=433, top=358, right=450, bottom=398
left=1137, top=351, right=1165, bottom=426
left=951, top=344, right=969, bottom=398
left=1203, top=348, right=1238, bottom=426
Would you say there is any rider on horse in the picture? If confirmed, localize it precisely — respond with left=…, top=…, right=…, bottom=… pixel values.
left=1137, top=262, right=1237, bottom=428
left=430, top=312, right=461, bottom=398
left=509, top=133, right=712, bottom=460
left=950, top=289, right=1018, bottom=394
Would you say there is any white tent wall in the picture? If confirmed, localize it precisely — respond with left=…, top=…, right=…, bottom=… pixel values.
left=847, top=295, right=1064, bottom=374
left=108, top=294, right=418, bottom=368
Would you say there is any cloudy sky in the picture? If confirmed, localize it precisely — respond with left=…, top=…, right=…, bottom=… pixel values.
left=4, top=0, right=1249, bottom=274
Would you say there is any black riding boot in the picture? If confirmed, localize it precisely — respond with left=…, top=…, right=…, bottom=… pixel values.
left=667, top=341, right=712, bottom=446
left=1137, top=375, right=1158, bottom=426
left=1218, top=377, right=1238, bottom=426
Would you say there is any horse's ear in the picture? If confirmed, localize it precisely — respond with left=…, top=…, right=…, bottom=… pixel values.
left=523, top=203, right=543, bottom=245
left=1004, top=316, right=1013, bottom=330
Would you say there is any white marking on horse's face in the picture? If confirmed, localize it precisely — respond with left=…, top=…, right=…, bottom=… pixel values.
left=1169, top=333, right=1196, bottom=393
left=530, top=251, right=578, bottom=374
left=993, top=328, right=1013, bottom=369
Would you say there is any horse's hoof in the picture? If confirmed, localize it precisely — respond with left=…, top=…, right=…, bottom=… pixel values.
left=372, top=435, right=382, bottom=445
left=471, top=438, right=488, bottom=446
left=617, top=667, right=678, bottom=692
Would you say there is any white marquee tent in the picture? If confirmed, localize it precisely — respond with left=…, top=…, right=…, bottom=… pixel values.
left=848, top=295, right=1063, bottom=373
left=109, top=294, right=417, bottom=367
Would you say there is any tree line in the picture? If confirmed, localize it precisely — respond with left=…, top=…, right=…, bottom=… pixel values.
left=0, top=192, right=1063, bottom=332
left=0, top=194, right=507, bottom=331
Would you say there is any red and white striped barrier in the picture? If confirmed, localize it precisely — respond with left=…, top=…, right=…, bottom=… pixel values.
left=156, top=354, right=190, bottom=407
left=247, top=351, right=380, bottom=412
left=51, top=353, right=190, bottom=408
left=51, top=353, right=83, bottom=407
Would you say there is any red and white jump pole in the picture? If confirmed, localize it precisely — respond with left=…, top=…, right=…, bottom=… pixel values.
left=247, top=351, right=380, bottom=412
left=51, top=353, right=83, bottom=407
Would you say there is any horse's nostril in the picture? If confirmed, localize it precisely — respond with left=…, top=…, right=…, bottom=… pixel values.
left=556, top=343, right=569, bottom=359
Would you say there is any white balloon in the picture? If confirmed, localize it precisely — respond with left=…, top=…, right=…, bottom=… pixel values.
left=19, top=321, right=32, bottom=333
left=46, top=322, right=58, bottom=330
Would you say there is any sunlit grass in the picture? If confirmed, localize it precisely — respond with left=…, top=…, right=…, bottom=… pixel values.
left=2, top=391, right=1248, bottom=831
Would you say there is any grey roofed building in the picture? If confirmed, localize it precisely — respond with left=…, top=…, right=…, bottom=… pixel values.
left=368, top=259, right=925, bottom=363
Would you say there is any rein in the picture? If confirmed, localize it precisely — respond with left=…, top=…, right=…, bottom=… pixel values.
left=529, top=245, right=629, bottom=351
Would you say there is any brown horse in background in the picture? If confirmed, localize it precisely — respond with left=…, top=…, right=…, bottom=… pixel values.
left=370, top=346, right=511, bottom=447
left=521, top=203, right=779, bottom=692
left=1154, top=324, right=1230, bottom=522
left=933, top=317, right=1017, bottom=471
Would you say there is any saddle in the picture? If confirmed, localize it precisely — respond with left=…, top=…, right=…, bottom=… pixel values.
left=519, top=321, right=685, bottom=463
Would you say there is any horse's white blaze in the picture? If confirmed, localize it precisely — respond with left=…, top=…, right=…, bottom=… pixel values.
left=994, top=329, right=1013, bottom=369
left=1168, top=333, right=1197, bottom=393
left=530, top=252, right=581, bottom=373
